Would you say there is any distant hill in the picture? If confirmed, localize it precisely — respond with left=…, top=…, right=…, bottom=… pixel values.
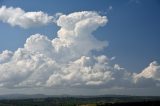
left=0, top=94, right=130, bottom=100
left=0, top=94, right=48, bottom=100
left=0, top=94, right=160, bottom=100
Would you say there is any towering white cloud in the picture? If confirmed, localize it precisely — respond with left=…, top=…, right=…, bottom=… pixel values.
left=0, top=6, right=53, bottom=28
left=52, top=11, right=108, bottom=62
left=0, top=10, right=160, bottom=90
left=0, top=11, right=110, bottom=88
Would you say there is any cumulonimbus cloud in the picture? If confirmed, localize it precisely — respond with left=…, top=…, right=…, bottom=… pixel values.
left=0, top=6, right=53, bottom=28
left=0, top=9, right=160, bottom=89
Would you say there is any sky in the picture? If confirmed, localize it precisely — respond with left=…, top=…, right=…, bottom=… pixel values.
left=0, top=0, right=160, bottom=96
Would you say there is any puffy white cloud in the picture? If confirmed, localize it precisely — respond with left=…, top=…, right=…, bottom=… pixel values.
left=0, top=10, right=160, bottom=90
left=133, top=61, right=160, bottom=87
left=52, top=11, right=108, bottom=62
left=0, top=6, right=53, bottom=28
left=0, top=50, right=13, bottom=64
left=0, top=48, right=58, bottom=88
left=46, top=55, right=113, bottom=87
left=135, top=61, right=160, bottom=80
left=0, top=11, right=110, bottom=88
left=24, top=34, right=55, bottom=58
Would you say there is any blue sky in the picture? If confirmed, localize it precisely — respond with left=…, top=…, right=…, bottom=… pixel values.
left=0, top=0, right=160, bottom=95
